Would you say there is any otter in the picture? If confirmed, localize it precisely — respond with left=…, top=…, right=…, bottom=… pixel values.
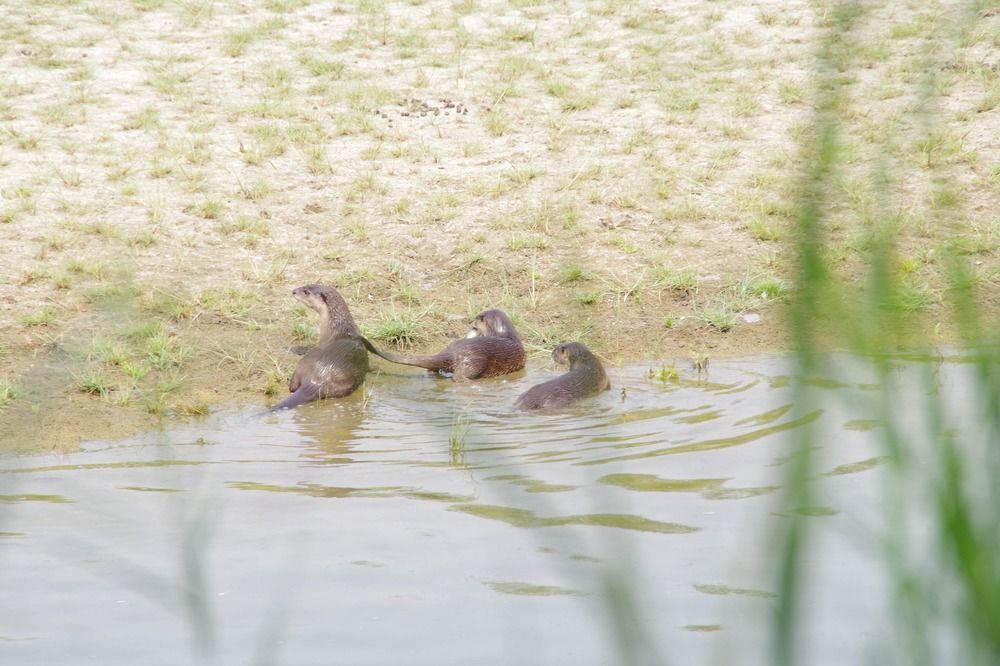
left=271, top=284, right=370, bottom=411
left=514, top=341, right=610, bottom=411
left=365, top=309, right=525, bottom=380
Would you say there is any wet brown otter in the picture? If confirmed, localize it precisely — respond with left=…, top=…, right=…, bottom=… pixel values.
left=365, top=309, right=525, bottom=380
left=514, top=341, right=610, bottom=411
left=271, top=284, right=370, bottom=411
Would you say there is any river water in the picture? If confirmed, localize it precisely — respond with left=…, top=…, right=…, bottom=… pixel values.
left=1, top=354, right=947, bottom=664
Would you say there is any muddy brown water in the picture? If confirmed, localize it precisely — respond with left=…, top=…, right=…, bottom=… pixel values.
left=1, top=354, right=953, bottom=664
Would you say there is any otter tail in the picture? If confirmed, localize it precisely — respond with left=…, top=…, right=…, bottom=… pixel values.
left=270, top=383, right=320, bottom=411
left=360, top=337, right=450, bottom=372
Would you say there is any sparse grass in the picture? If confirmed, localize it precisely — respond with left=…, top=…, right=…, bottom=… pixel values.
left=290, top=321, right=315, bottom=342
left=20, top=309, right=56, bottom=327
left=144, top=333, right=192, bottom=370
left=91, top=337, right=130, bottom=366
left=559, top=265, right=585, bottom=284
left=914, top=130, right=966, bottom=168
left=647, top=363, right=678, bottom=383
left=121, top=360, right=151, bottom=382
left=223, top=18, right=286, bottom=57
left=699, top=306, right=736, bottom=332
left=484, top=109, right=509, bottom=137
left=123, top=107, right=160, bottom=131
left=76, top=370, right=111, bottom=398
left=238, top=178, right=271, bottom=201
left=364, top=311, right=428, bottom=349
left=658, top=89, right=701, bottom=113
left=748, top=217, right=783, bottom=242
left=0, top=379, right=16, bottom=408
left=220, top=216, right=269, bottom=237
left=300, top=55, right=347, bottom=79
left=652, top=266, right=699, bottom=296
left=128, top=231, right=158, bottom=249
left=506, top=234, right=548, bottom=251
left=198, top=286, right=258, bottom=319
left=744, top=276, right=789, bottom=301
left=143, top=289, right=193, bottom=321
left=885, top=282, right=932, bottom=313
left=778, top=81, right=805, bottom=105
left=191, top=199, right=223, bottom=219
left=449, top=411, right=470, bottom=462
left=345, top=172, right=386, bottom=201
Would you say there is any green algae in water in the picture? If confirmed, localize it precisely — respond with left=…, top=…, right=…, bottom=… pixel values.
left=683, top=624, right=722, bottom=632
left=713, top=379, right=760, bottom=395
left=582, top=410, right=823, bottom=465
left=561, top=513, right=696, bottom=533
left=403, top=490, right=476, bottom=503
left=824, top=457, right=888, bottom=476
left=454, top=505, right=540, bottom=528
left=794, top=506, right=839, bottom=517
left=118, top=486, right=181, bottom=493
left=453, top=503, right=698, bottom=534
left=0, top=493, right=72, bottom=504
left=802, top=377, right=850, bottom=389
left=674, top=409, right=724, bottom=424
left=600, top=473, right=779, bottom=500
left=702, top=485, right=778, bottom=500
left=229, top=481, right=407, bottom=499
left=608, top=405, right=677, bottom=425
left=769, top=375, right=790, bottom=388
left=735, top=403, right=793, bottom=426
left=485, top=474, right=577, bottom=493
left=693, top=584, right=776, bottom=599
left=843, top=419, right=880, bottom=431
left=229, top=481, right=474, bottom=504
left=485, top=581, right=586, bottom=597
left=1, top=460, right=209, bottom=475
left=600, top=474, right=727, bottom=493
left=537, top=546, right=603, bottom=563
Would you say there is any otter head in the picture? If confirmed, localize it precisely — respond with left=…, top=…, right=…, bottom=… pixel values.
left=467, top=309, right=519, bottom=340
left=292, top=283, right=334, bottom=314
left=291, top=283, right=359, bottom=341
left=552, top=341, right=585, bottom=366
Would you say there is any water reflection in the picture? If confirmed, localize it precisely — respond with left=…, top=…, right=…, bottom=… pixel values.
left=0, top=355, right=956, bottom=665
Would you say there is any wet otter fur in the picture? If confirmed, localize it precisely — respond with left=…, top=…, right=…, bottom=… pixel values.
left=271, top=284, right=370, bottom=411
left=366, top=309, right=525, bottom=380
left=514, top=342, right=609, bottom=411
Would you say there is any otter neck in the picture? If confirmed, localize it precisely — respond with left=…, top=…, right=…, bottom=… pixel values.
left=567, top=352, right=595, bottom=372
left=494, top=319, right=521, bottom=342
left=317, top=294, right=360, bottom=345
left=503, top=328, right=522, bottom=343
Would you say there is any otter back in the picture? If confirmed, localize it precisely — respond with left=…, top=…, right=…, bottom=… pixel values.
left=366, top=336, right=524, bottom=380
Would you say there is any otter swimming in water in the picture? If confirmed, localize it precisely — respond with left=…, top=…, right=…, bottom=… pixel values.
left=514, top=341, right=610, bottom=411
left=365, top=309, right=525, bottom=380
left=271, top=284, right=370, bottom=410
